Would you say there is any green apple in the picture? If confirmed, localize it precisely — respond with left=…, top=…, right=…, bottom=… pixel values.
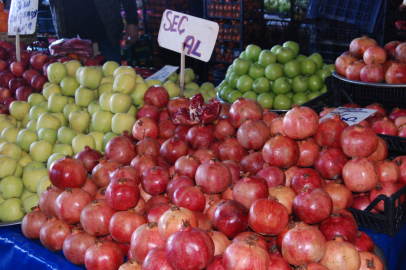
left=29, top=105, right=47, bottom=121
left=237, top=75, right=254, bottom=93
left=69, top=111, right=90, bottom=133
left=9, top=101, right=30, bottom=121
left=0, top=120, right=15, bottom=135
left=102, top=132, right=118, bottom=152
left=295, top=55, right=307, bottom=62
left=219, top=86, right=234, bottom=101
left=57, top=127, right=76, bottom=145
left=0, top=198, right=25, bottom=221
left=46, top=154, right=64, bottom=171
left=320, top=85, right=327, bottom=93
left=99, top=92, right=114, bottom=112
left=239, top=51, right=248, bottom=59
left=146, top=79, right=163, bottom=88
left=185, top=82, right=199, bottom=91
left=316, top=69, right=332, bottom=83
left=76, top=66, right=85, bottom=84
left=292, top=75, right=309, bottom=93
left=258, top=50, right=277, bottom=67
left=23, top=161, right=45, bottom=172
left=270, top=45, right=282, bottom=55
left=0, top=176, right=23, bottom=199
left=200, top=82, right=215, bottom=92
left=52, top=144, right=73, bottom=156
left=265, top=63, right=284, bottom=81
left=110, top=93, right=132, bottom=114
left=324, top=64, right=336, bottom=73
left=23, top=194, right=39, bottom=213
left=135, top=74, right=144, bottom=83
left=273, top=77, right=292, bottom=95
left=113, top=66, right=136, bottom=79
left=21, top=113, right=30, bottom=128
left=0, top=155, right=17, bottom=178
left=283, top=60, right=301, bottom=79
left=257, top=92, right=274, bottom=109
left=286, top=92, right=294, bottom=99
left=276, top=47, right=295, bottom=64
left=92, top=110, right=113, bottom=133
left=29, top=140, right=53, bottom=163
left=75, top=86, right=95, bottom=107
left=48, top=93, right=68, bottom=113
left=0, top=142, right=22, bottom=161
left=39, top=101, right=48, bottom=109
left=0, top=115, right=17, bottom=125
left=308, top=53, right=324, bottom=69
left=88, top=131, right=105, bottom=152
left=88, top=101, right=101, bottom=117
left=126, top=105, right=137, bottom=117
left=28, top=93, right=46, bottom=107
left=177, top=72, right=191, bottom=84
left=308, top=74, right=323, bottom=92
left=98, top=82, right=113, bottom=97
left=1, top=127, right=20, bottom=143
left=283, top=41, right=300, bottom=57
left=64, top=60, right=82, bottom=78
left=38, top=128, right=57, bottom=145
left=47, top=62, right=68, bottom=84
left=164, top=81, right=180, bottom=99
left=37, top=113, right=61, bottom=131
left=63, top=103, right=83, bottom=120
left=26, top=120, right=37, bottom=133
left=60, top=77, right=80, bottom=97
left=300, top=58, right=317, bottom=75
left=102, top=61, right=120, bottom=77
left=101, top=76, right=114, bottom=84
left=0, top=193, right=3, bottom=204
left=80, top=66, right=103, bottom=90
left=185, top=68, right=196, bottom=81
left=20, top=188, right=35, bottom=201
left=232, top=58, right=252, bottom=76
left=307, top=91, right=321, bottom=100
left=113, top=73, right=137, bottom=95
left=72, top=135, right=96, bottom=155
left=273, top=94, right=292, bottom=110
left=226, top=90, right=241, bottom=103
left=248, top=63, right=265, bottom=79
left=292, top=92, right=308, bottom=105
left=242, top=91, right=258, bottom=100
left=42, top=84, right=62, bottom=100
left=252, top=77, right=271, bottom=94
left=130, top=82, right=148, bottom=106
left=167, top=72, right=177, bottom=82
left=245, top=44, right=262, bottom=62
left=22, top=167, right=48, bottom=193
left=228, top=72, right=240, bottom=89
left=111, top=113, right=136, bottom=135
left=14, top=162, right=23, bottom=178
left=16, top=129, right=38, bottom=152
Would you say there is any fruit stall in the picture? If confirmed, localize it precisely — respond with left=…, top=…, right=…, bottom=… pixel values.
left=2, top=0, right=406, bottom=270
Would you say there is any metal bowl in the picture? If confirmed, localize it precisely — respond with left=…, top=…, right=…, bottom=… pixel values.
left=333, top=72, right=406, bottom=88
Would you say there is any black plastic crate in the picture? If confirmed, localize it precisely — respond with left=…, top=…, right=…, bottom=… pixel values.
left=37, top=11, right=55, bottom=34
left=214, top=67, right=227, bottom=87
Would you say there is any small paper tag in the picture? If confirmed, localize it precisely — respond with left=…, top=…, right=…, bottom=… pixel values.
left=8, top=0, right=39, bottom=35
left=319, top=107, right=377, bottom=126
left=144, top=65, right=179, bottom=82
left=158, top=10, right=219, bottom=62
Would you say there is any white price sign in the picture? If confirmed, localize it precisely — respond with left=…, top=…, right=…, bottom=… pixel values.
left=319, top=107, right=377, bottom=126
left=158, top=10, right=219, bottom=62
left=8, top=0, right=38, bottom=35
left=145, top=65, right=179, bottom=82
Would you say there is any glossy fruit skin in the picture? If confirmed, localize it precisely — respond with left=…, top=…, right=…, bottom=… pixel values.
left=109, top=209, right=146, bottom=244
left=296, top=138, right=321, bottom=168
left=232, top=175, right=269, bottom=209
left=237, top=119, right=270, bottom=150
left=256, top=165, right=286, bottom=188
left=248, top=197, right=289, bottom=236
left=105, top=178, right=140, bottom=210
left=142, top=246, right=173, bottom=270
left=158, top=205, right=198, bottom=242
left=136, top=136, right=161, bottom=159
left=173, top=185, right=206, bottom=212
left=54, top=187, right=93, bottom=225
left=84, top=240, right=124, bottom=270
left=80, top=199, right=117, bottom=237
left=339, top=125, right=379, bottom=158
left=291, top=168, right=324, bottom=194
left=195, top=159, right=232, bottom=194
left=346, top=61, right=366, bottom=81
left=63, top=227, right=97, bottom=265
left=160, top=136, right=189, bottom=164
left=262, top=133, right=299, bottom=168
left=268, top=185, right=296, bottom=216
left=355, top=231, right=375, bottom=253
left=319, top=236, right=361, bottom=270
left=218, top=137, right=248, bottom=162
left=369, top=182, right=400, bottom=212
left=141, top=166, right=170, bottom=196
left=166, top=175, right=195, bottom=201
left=174, top=154, right=201, bottom=180
left=21, top=206, right=47, bottom=239
left=109, top=165, right=140, bottom=185
left=105, top=135, right=137, bottom=166
left=350, top=36, right=378, bottom=58
left=281, top=225, right=327, bottom=266
left=39, top=216, right=73, bottom=252
left=360, top=64, right=385, bottom=83
left=186, top=124, right=215, bottom=150
left=342, top=157, right=379, bottom=193
left=75, top=146, right=103, bottom=173
left=282, top=106, right=319, bottom=140
left=92, top=159, right=121, bottom=188
left=292, top=187, right=333, bottom=224
left=228, top=97, right=263, bottom=128
left=323, top=181, right=353, bottom=211
left=314, top=148, right=349, bottom=180
left=49, top=156, right=87, bottom=190
left=367, top=137, right=388, bottom=163
left=213, top=118, right=237, bottom=141
left=130, top=222, right=166, bottom=263
left=38, top=186, right=63, bottom=217
left=222, top=238, right=270, bottom=270
left=206, top=254, right=224, bottom=270
left=314, top=113, right=349, bottom=148
left=212, top=200, right=249, bottom=239
left=132, top=117, right=159, bottom=140
left=240, top=151, right=266, bottom=176
left=319, top=213, right=358, bottom=245
left=165, top=221, right=215, bottom=270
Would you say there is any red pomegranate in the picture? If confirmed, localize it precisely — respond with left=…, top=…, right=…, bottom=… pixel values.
left=136, top=136, right=161, bottom=158
left=369, top=182, right=400, bottom=212
left=389, top=107, right=406, bottom=121
left=262, top=133, right=299, bottom=168
left=384, top=41, right=401, bottom=60
left=174, top=154, right=201, bottom=180
left=376, top=159, right=401, bottom=183
left=38, top=186, right=63, bottom=217
left=355, top=231, right=375, bottom=253
left=335, top=55, right=359, bottom=76
left=213, top=117, right=237, bottom=141
left=21, top=206, right=47, bottom=239
left=232, top=174, right=269, bottom=209
left=342, top=157, right=378, bottom=193
left=371, top=117, right=398, bottom=135
left=350, top=36, right=378, bottom=58
left=291, top=168, right=324, bottom=194
left=136, top=104, right=160, bottom=122
left=314, top=148, right=348, bottom=180
left=212, top=200, right=249, bottom=239
left=237, top=119, right=270, bottom=150
left=282, top=106, right=319, bottom=140
left=385, top=62, right=406, bottom=84
left=223, top=238, right=270, bottom=270
left=360, top=64, right=385, bottom=83
left=359, top=251, right=384, bottom=270
left=270, top=116, right=286, bottom=136
left=262, top=110, right=279, bottom=127
left=144, top=86, right=169, bottom=109
left=257, top=165, right=286, bottom=188
left=319, top=107, right=336, bottom=118
left=339, top=125, right=378, bottom=158
left=363, top=46, right=387, bottom=65
left=293, top=187, right=333, bottom=224
left=194, top=148, right=217, bottom=163
left=167, top=96, right=190, bottom=115
left=346, top=61, right=366, bottom=81
left=49, top=156, right=87, bottom=190
left=383, top=60, right=395, bottom=74
left=228, top=97, right=263, bottom=128
left=39, top=216, right=73, bottom=252
left=166, top=175, right=195, bottom=201
left=240, top=151, right=266, bottom=176
left=367, top=137, right=388, bottom=162
left=160, top=136, right=189, bottom=164
left=130, top=154, right=158, bottom=176
left=268, top=185, right=296, bottom=216
left=158, top=205, right=198, bottom=241
left=173, top=185, right=206, bottom=212
left=105, top=178, right=141, bottom=210
left=296, top=138, right=321, bottom=167
left=109, top=165, right=140, bottom=185
left=109, top=209, right=146, bottom=244
left=395, top=42, right=406, bottom=63
left=141, top=166, right=170, bottom=195
left=80, top=199, right=117, bottom=236
left=75, top=146, right=103, bottom=173
left=322, top=181, right=353, bottom=211
left=319, top=236, right=361, bottom=270
left=54, top=187, right=93, bottom=225
left=218, top=136, right=248, bottom=162
left=130, top=222, right=166, bottom=263
left=186, top=124, right=215, bottom=150
left=84, top=240, right=124, bottom=270
left=314, top=113, right=349, bottom=148
left=142, top=246, right=173, bottom=270
left=132, top=117, right=159, bottom=140
left=319, top=213, right=358, bottom=245
left=195, top=158, right=232, bottom=194
left=63, top=225, right=97, bottom=265
left=92, top=158, right=121, bottom=188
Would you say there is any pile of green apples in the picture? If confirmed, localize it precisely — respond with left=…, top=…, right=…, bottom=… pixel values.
left=0, top=60, right=168, bottom=222
left=217, top=42, right=336, bottom=110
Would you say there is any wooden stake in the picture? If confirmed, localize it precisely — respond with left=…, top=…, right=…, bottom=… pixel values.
left=180, top=42, right=185, bottom=96
left=15, top=27, right=20, bottom=62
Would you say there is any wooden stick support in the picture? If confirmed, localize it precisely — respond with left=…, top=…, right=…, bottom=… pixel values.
left=15, top=27, right=20, bottom=62
left=180, top=42, right=185, bottom=96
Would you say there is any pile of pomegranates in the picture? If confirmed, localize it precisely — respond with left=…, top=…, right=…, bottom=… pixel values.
left=335, top=36, right=406, bottom=84
left=21, top=91, right=395, bottom=270
left=322, top=102, right=406, bottom=138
